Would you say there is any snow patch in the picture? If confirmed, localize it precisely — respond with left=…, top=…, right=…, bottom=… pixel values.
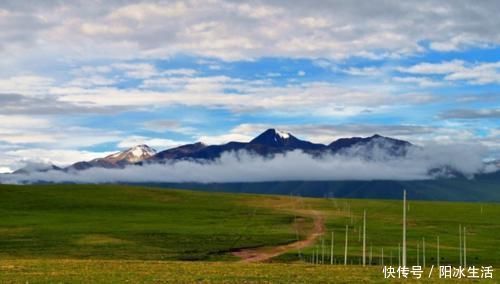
left=275, top=129, right=290, bottom=139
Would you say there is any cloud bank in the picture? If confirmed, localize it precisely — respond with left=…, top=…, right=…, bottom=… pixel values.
left=2, top=0, right=500, bottom=62
left=0, top=142, right=491, bottom=184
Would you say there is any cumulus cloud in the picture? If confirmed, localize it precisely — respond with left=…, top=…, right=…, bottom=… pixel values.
left=398, top=60, right=500, bottom=85
left=0, top=76, right=54, bottom=96
left=50, top=77, right=432, bottom=116
left=1, top=0, right=500, bottom=62
left=0, top=142, right=490, bottom=184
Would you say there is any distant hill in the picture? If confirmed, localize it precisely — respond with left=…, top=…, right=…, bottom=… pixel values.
left=135, top=171, right=500, bottom=202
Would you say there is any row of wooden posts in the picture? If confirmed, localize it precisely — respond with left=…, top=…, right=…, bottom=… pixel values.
left=306, top=190, right=469, bottom=266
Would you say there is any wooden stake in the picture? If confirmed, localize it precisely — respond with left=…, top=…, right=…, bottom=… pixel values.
left=459, top=224, right=462, bottom=267
left=344, top=225, right=348, bottom=265
left=423, top=237, right=426, bottom=268
left=322, top=237, right=325, bottom=264
left=312, top=247, right=315, bottom=264
left=330, top=231, right=334, bottom=265
left=437, top=236, right=440, bottom=266
left=363, top=209, right=366, bottom=266
left=463, top=227, right=467, bottom=268
left=402, top=190, right=407, bottom=267
left=417, top=243, right=419, bottom=266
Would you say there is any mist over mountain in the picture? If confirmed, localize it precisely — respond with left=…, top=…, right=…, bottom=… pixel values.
left=1, top=128, right=496, bottom=185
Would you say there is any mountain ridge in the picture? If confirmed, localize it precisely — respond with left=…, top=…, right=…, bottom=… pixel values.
left=13, top=128, right=417, bottom=173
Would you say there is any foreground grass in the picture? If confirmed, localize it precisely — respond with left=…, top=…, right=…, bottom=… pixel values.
left=0, top=184, right=301, bottom=261
left=0, top=184, right=498, bottom=282
left=2, top=259, right=495, bottom=283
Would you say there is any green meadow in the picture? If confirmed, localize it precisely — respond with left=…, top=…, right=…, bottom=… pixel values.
left=0, top=184, right=299, bottom=261
left=0, top=184, right=498, bottom=282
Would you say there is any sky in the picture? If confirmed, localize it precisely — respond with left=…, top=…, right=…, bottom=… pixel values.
left=0, top=0, right=499, bottom=173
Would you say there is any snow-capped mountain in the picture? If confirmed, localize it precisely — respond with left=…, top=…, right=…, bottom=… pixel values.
left=249, top=129, right=324, bottom=150
left=105, top=145, right=157, bottom=164
left=68, top=145, right=157, bottom=170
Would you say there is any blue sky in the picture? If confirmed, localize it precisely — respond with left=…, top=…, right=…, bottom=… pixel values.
left=0, top=0, right=499, bottom=172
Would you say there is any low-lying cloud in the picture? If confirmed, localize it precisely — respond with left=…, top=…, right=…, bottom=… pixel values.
left=0, top=142, right=494, bottom=185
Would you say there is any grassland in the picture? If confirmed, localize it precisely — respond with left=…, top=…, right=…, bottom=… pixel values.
left=0, top=184, right=498, bottom=282
left=0, top=184, right=302, bottom=261
left=0, top=259, right=497, bottom=283
left=275, top=197, right=500, bottom=267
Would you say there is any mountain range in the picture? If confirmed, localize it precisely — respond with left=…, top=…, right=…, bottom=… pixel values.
left=58, top=128, right=413, bottom=171
left=7, top=128, right=499, bottom=202
left=11, top=128, right=498, bottom=179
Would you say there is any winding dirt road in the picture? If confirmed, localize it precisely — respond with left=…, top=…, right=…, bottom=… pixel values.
left=232, top=210, right=325, bottom=263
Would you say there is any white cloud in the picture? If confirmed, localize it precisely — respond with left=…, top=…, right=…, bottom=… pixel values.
left=67, top=75, right=118, bottom=87
left=398, top=60, right=465, bottom=75
left=197, top=133, right=254, bottom=145
left=0, top=75, right=54, bottom=96
left=112, top=63, right=159, bottom=79
left=0, top=116, right=122, bottom=150
left=6, top=148, right=114, bottom=168
left=444, top=62, right=500, bottom=85
left=48, top=75, right=431, bottom=116
left=342, top=67, right=382, bottom=76
left=393, top=76, right=443, bottom=87
left=0, top=115, right=50, bottom=129
left=398, top=60, right=500, bottom=85
left=161, top=68, right=197, bottom=76
left=117, top=136, right=188, bottom=150
left=2, top=1, right=500, bottom=62
left=299, top=17, right=331, bottom=29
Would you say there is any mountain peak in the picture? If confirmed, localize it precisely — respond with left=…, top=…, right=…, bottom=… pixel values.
left=106, top=144, right=157, bottom=163
left=248, top=128, right=325, bottom=151
left=250, top=128, right=295, bottom=146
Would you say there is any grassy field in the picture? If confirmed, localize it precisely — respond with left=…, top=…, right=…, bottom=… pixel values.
left=276, top=197, right=500, bottom=267
left=0, top=184, right=498, bottom=282
left=2, top=259, right=497, bottom=283
left=0, top=184, right=304, bottom=261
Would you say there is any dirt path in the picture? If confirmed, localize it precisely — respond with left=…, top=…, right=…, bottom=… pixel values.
left=232, top=210, right=325, bottom=263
